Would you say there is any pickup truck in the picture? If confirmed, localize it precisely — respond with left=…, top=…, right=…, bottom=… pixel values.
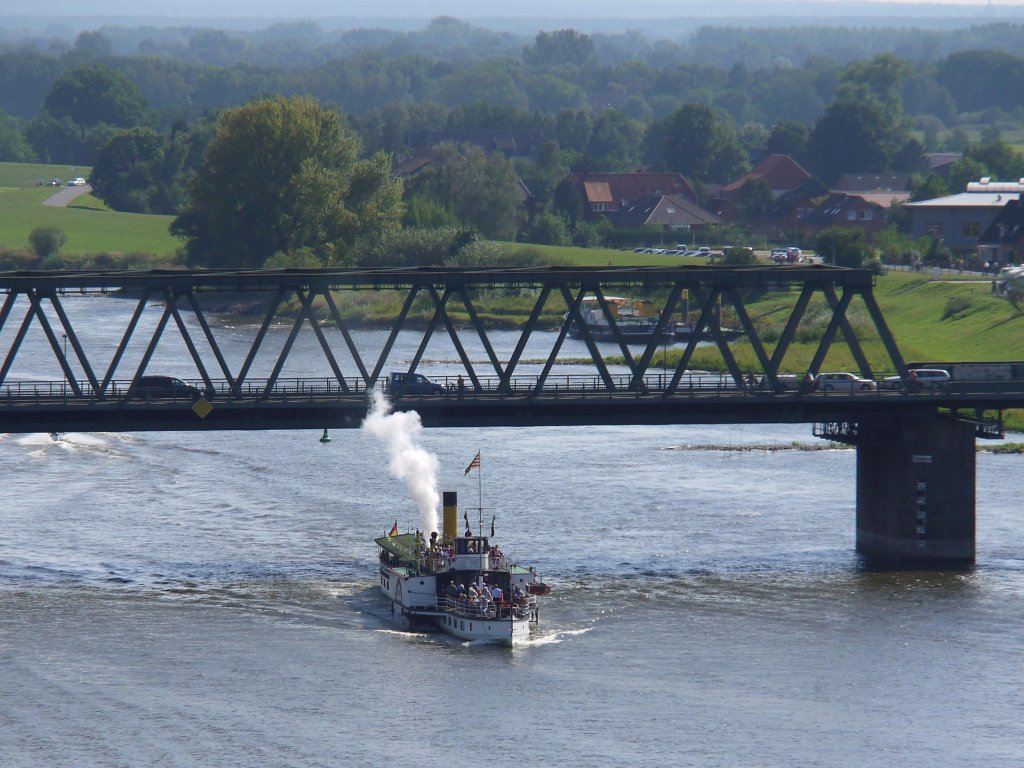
left=387, top=371, right=446, bottom=396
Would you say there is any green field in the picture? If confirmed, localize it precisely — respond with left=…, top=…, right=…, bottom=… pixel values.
left=0, top=162, right=180, bottom=258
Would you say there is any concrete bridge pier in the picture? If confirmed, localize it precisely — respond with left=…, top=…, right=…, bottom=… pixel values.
left=856, top=415, right=976, bottom=566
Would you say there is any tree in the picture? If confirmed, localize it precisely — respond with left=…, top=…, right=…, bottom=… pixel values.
left=584, top=110, right=643, bottom=171
left=735, top=177, right=773, bottom=224
left=807, top=99, right=894, bottom=183
left=657, top=104, right=748, bottom=183
left=42, top=64, right=147, bottom=128
left=947, top=157, right=988, bottom=194
left=765, top=120, right=809, bottom=161
left=911, top=173, right=949, bottom=202
left=891, top=137, right=929, bottom=175
left=814, top=227, right=870, bottom=268
left=553, top=178, right=584, bottom=227
left=171, top=96, right=403, bottom=268
left=0, top=109, right=33, bottom=161
left=966, top=140, right=1024, bottom=181
left=524, top=29, right=596, bottom=68
left=29, top=226, right=66, bottom=261
left=837, top=53, right=910, bottom=120
left=522, top=212, right=570, bottom=246
left=406, top=143, right=524, bottom=241
left=89, top=127, right=169, bottom=213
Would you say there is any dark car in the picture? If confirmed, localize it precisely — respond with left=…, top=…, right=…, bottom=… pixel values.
left=387, top=371, right=446, bottom=396
left=127, top=375, right=203, bottom=401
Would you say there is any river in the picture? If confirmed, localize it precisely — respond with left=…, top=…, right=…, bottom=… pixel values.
left=1, top=296, right=1022, bottom=766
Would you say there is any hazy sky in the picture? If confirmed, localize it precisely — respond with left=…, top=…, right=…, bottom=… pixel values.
left=7, top=0, right=1023, bottom=19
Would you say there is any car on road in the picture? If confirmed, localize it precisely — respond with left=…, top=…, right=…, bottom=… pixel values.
left=696, top=246, right=712, bottom=256
left=127, top=375, right=204, bottom=401
left=67, top=177, right=87, bottom=186
left=47, top=178, right=62, bottom=186
left=880, top=368, right=951, bottom=392
left=387, top=371, right=446, bottom=396
left=816, top=371, right=877, bottom=392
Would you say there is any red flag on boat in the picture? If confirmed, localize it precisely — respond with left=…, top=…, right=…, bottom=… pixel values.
left=464, top=451, right=481, bottom=475
left=388, top=521, right=398, bottom=538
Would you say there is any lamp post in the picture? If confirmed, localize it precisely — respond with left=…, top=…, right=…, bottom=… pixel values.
left=61, top=333, right=68, bottom=399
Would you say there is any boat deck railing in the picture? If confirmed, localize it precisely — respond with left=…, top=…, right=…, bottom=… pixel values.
left=441, top=595, right=536, bottom=621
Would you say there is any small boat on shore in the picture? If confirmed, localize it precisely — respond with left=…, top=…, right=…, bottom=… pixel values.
left=564, top=296, right=675, bottom=344
left=375, top=462, right=549, bottom=644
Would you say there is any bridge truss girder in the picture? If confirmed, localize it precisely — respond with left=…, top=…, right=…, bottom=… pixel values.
left=0, top=265, right=907, bottom=401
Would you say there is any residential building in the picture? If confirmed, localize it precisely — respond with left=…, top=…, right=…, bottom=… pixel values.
left=977, top=198, right=1024, bottom=267
left=606, top=194, right=721, bottom=231
left=715, top=154, right=814, bottom=220
left=566, top=172, right=699, bottom=222
left=903, top=178, right=1023, bottom=252
left=798, top=193, right=887, bottom=242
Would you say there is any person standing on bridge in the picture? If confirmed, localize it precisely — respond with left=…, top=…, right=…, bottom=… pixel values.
left=457, top=375, right=466, bottom=399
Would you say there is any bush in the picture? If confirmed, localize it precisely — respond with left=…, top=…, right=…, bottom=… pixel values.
left=521, top=212, right=570, bottom=246
left=942, top=295, right=972, bottom=320
left=0, top=245, right=37, bottom=269
left=29, top=226, right=67, bottom=260
left=354, top=227, right=478, bottom=268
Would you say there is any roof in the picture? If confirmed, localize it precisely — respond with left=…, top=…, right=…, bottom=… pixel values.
left=834, top=173, right=910, bottom=193
left=904, top=192, right=1020, bottom=208
left=569, top=172, right=697, bottom=205
left=720, top=154, right=812, bottom=194
left=583, top=181, right=613, bottom=204
left=966, top=179, right=1024, bottom=193
left=801, top=193, right=885, bottom=226
left=610, top=193, right=721, bottom=228
left=926, top=152, right=961, bottom=170
left=854, top=191, right=910, bottom=207
left=375, top=532, right=419, bottom=565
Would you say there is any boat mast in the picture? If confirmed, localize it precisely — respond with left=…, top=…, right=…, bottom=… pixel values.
left=477, top=449, right=484, bottom=579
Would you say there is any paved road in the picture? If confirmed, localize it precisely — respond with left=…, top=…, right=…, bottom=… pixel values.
left=42, top=184, right=92, bottom=207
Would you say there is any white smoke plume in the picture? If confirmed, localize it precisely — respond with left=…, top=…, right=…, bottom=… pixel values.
left=361, top=390, right=440, bottom=536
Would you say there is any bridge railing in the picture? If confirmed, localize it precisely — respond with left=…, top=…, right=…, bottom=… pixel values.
left=0, top=372, right=994, bottom=405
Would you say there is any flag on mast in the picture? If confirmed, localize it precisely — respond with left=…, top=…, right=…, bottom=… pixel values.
left=388, top=521, right=398, bottom=538
left=490, top=514, right=495, bottom=537
left=464, top=451, right=481, bottom=475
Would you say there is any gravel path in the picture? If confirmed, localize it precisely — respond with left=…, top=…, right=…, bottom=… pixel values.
left=42, top=185, right=92, bottom=207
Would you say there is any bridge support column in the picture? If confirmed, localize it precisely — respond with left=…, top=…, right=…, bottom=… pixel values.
left=856, top=416, right=975, bottom=566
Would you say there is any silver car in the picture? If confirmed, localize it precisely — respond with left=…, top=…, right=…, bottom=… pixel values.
left=815, top=372, right=877, bottom=392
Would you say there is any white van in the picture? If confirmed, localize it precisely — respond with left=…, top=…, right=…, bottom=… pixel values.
left=881, top=369, right=950, bottom=391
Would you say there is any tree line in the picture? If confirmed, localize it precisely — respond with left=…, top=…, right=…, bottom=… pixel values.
left=3, top=22, right=1024, bottom=271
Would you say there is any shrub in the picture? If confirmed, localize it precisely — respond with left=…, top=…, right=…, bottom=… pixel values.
left=942, top=295, right=972, bottom=320
left=29, top=226, right=67, bottom=260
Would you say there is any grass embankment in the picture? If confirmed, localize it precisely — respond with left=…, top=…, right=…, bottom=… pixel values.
left=0, top=162, right=180, bottom=259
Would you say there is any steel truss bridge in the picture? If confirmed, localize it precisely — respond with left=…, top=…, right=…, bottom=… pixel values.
left=0, top=265, right=1020, bottom=433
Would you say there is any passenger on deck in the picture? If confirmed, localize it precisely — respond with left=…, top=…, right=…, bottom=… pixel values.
left=490, top=585, right=503, bottom=603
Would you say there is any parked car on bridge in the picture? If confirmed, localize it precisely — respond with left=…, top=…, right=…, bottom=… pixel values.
left=127, top=375, right=204, bottom=401
left=387, top=371, right=446, bottom=396
left=816, top=372, right=877, bottom=392
left=880, top=368, right=951, bottom=392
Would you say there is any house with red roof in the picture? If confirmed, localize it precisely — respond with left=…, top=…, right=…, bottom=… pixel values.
left=566, top=172, right=699, bottom=222
left=715, top=154, right=814, bottom=220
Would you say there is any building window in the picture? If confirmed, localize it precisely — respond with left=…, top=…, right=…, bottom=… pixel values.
left=592, top=203, right=608, bottom=212
left=925, top=222, right=944, bottom=237
left=962, top=222, right=981, bottom=237
left=847, top=210, right=857, bottom=221
left=859, top=210, right=873, bottom=220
